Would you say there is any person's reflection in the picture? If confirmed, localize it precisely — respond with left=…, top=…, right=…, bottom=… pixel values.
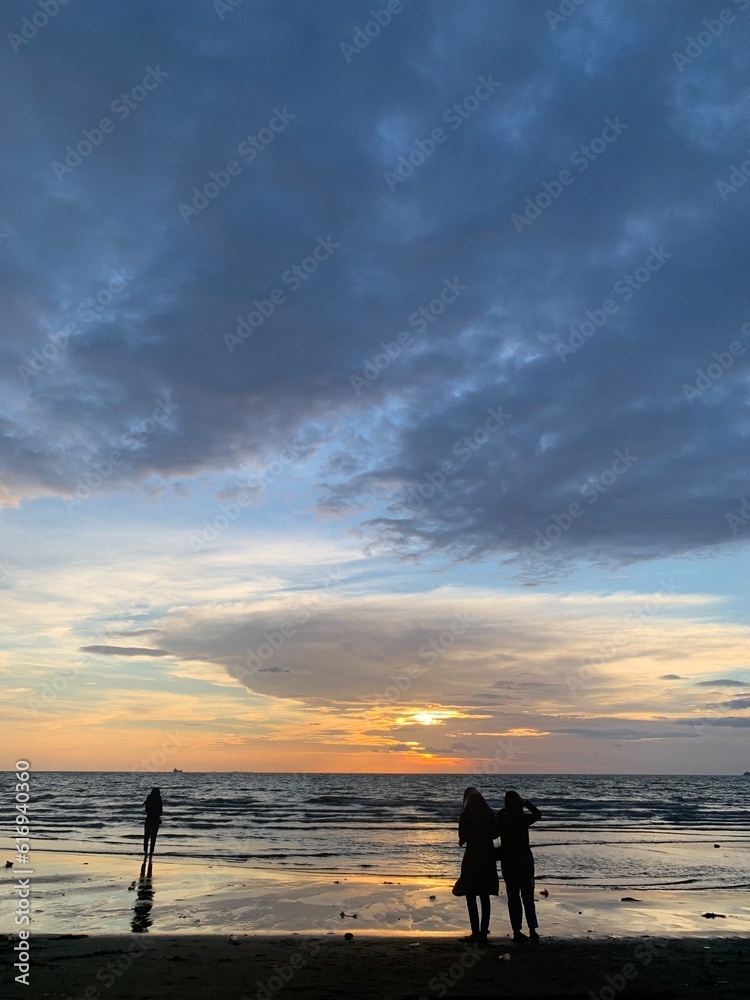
left=131, top=860, right=155, bottom=932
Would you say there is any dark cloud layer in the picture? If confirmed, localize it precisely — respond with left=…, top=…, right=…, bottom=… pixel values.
left=2, top=0, right=750, bottom=567
left=694, top=679, right=750, bottom=687
left=676, top=717, right=750, bottom=728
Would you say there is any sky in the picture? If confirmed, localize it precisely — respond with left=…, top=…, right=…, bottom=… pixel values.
left=2, top=0, right=750, bottom=773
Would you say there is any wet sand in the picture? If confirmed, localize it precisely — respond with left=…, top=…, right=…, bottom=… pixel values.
left=7, top=850, right=750, bottom=938
left=3, top=851, right=749, bottom=997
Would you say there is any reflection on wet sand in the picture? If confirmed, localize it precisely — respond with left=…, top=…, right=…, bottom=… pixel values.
left=132, top=860, right=154, bottom=933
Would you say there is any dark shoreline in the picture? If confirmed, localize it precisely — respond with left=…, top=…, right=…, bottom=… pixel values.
left=5, top=933, right=749, bottom=999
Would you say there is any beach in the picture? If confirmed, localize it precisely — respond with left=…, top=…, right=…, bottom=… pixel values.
left=6, top=851, right=750, bottom=937
left=5, top=773, right=749, bottom=996
left=3, top=851, right=749, bottom=997
left=11, top=933, right=750, bottom=998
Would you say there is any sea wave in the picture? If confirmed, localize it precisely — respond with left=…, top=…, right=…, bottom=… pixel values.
left=19, top=771, right=750, bottom=891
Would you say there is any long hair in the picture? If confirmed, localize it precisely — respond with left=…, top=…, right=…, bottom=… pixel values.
left=460, top=786, right=495, bottom=827
left=144, top=787, right=162, bottom=810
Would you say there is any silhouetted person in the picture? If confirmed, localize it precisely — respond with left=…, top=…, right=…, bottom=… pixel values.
left=495, top=788, right=542, bottom=942
left=131, top=859, right=155, bottom=933
left=142, top=787, right=162, bottom=859
left=457, top=787, right=498, bottom=946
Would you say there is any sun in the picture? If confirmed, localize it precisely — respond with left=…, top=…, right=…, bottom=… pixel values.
left=411, top=710, right=455, bottom=726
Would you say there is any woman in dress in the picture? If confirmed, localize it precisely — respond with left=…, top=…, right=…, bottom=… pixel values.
left=457, top=786, right=499, bottom=946
left=495, top=788, right=542, bottom=942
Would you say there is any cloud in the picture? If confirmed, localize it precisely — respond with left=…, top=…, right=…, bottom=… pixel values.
left=79, top=645, right=171, bottom=657
left=493, top=679, right=559, bottom=690
left=0, top=1, right=747, bottom=574
left=111, top=628, right=164, bottom=637
left=84, top=583, right=747, bottom=778
left=676, top=717, right=750, bottom=728
left=420, top=740, right=479, bottom=756
left=659, top=674, right=684, bottom=680
left=554, top=727, right=699, bottom=741
left=694, top=679, right=750, bottom=687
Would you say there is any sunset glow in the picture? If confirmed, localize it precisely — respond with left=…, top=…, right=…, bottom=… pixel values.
left=2, top=0, right=749, bottom=776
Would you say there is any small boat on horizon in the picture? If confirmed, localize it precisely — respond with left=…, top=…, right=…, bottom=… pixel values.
left=172, top=768, right=183, bottom=773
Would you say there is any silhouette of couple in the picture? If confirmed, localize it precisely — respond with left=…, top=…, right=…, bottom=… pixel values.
left=456, top=786, right=541, bottom=945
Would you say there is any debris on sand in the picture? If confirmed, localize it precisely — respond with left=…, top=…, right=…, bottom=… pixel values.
left=702, top=912, right=726, bottom=919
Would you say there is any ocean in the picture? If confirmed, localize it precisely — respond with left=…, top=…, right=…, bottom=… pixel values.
left=27, top=772, right=749, bottom=891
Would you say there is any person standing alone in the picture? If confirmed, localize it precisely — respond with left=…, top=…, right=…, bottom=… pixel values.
left=142, top=787, right=163, bottom=859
